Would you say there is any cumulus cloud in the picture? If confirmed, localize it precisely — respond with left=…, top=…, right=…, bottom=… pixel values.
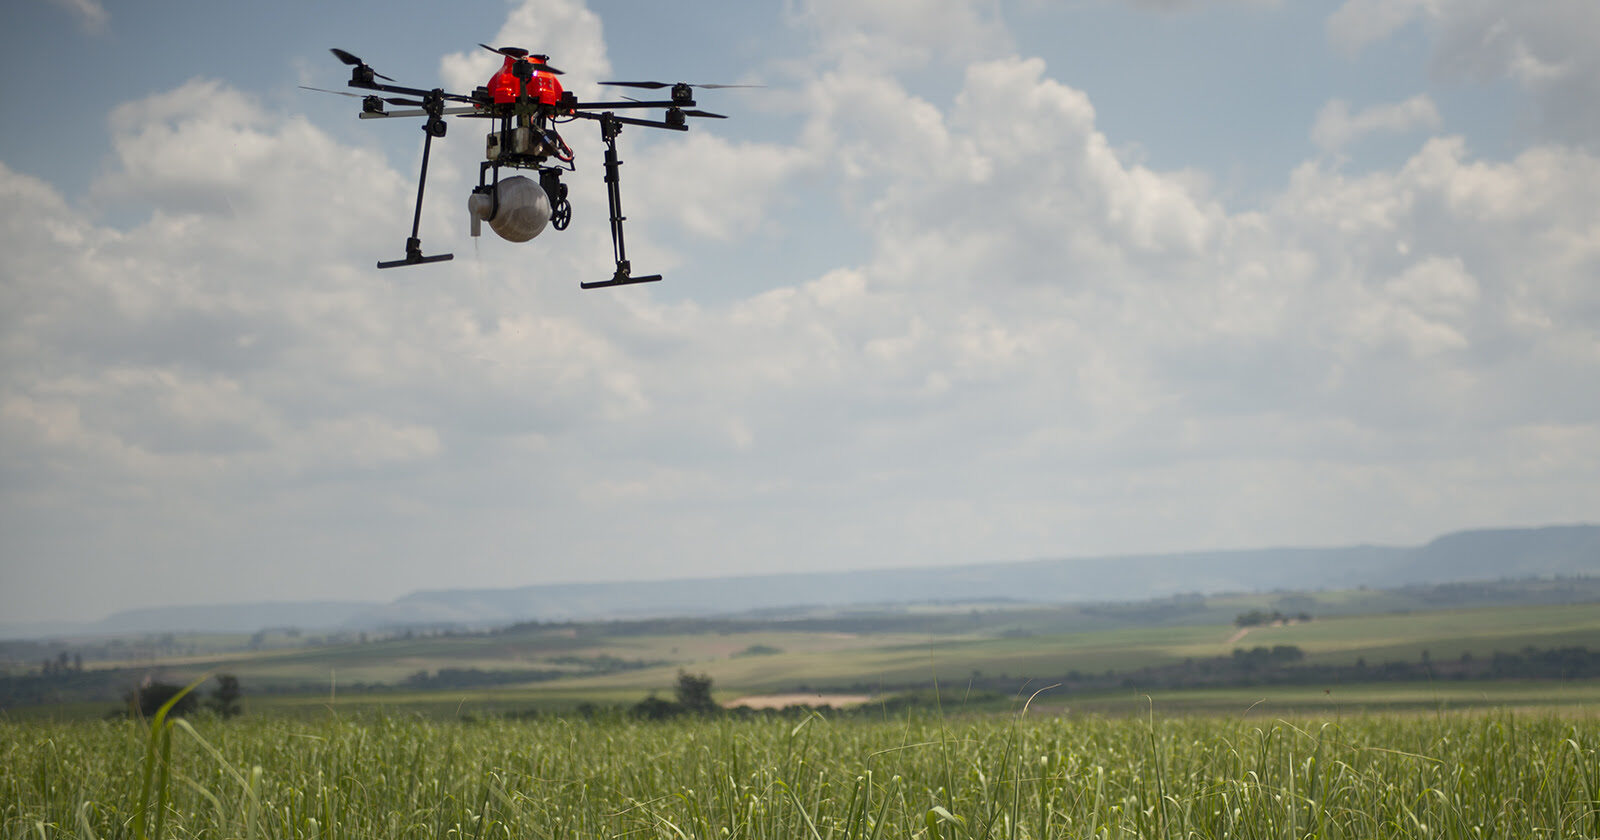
left=1114, top=0, right=1281, bottom=10
left=1327, top=0, right=1600, bottom=148
left=630, top=134, right=816, bottom=240
left=1325, top=0, right=1436, bottom=53
left=1430, top=1, right=1600, bottom=148
left=788, top=0, right=1012, bottom=71
left=1311, top=95, right=1442, bottom=153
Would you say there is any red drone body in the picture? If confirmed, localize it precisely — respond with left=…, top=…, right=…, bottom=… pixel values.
left=485, top=55, right=565, bottom=106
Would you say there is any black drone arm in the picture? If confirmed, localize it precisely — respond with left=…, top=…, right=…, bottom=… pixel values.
left=349, top=77, right=480, bottom=106
left=358, top=106, right=479, bottom=120
left=567, top=109, right=689, bottom=132
left=569, top=99, right=681, bottom=110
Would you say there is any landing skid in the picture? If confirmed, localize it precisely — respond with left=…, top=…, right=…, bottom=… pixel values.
left=377, top=237, right=454, bottom=268
left=582, top=269, right=663, bottom=290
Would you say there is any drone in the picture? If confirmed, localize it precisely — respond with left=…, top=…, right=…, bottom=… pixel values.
left=307, top=46, right=744, bottom=288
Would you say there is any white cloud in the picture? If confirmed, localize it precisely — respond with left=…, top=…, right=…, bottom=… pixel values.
left=789, top=0, right=1012, bottom=71
left=1325, top=0, right=1436, bottom=53
left=1311, top=95, right=1442, bottom=153
left=630, top=133, right=816, bottom=240
left=1432, top=1, right=1600, bottom=148
left=48, top=0, right=107, bottom=31
left=1327, top=0, right=1600, bottom=148
left=1113, top=0, right=1280, bottom=10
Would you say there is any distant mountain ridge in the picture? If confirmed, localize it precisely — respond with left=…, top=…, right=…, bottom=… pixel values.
left=0, top=601, right=382, bottom=640
left=363, top=525, right=1597, bottom=628
left=5, top=524, right=1596, bottom=638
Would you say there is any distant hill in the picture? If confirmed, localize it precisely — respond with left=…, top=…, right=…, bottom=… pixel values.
left=363, top=545, right=1402, bottom=628
left=6, top=524, right=1595, bottom=638
left=0, top=601, right=380, bottom=640
left=1405, top=526, right=1600, bottom=581
left=92, top=601, right=381, bottom=635
left=353, top=525, right=1596, bottom=628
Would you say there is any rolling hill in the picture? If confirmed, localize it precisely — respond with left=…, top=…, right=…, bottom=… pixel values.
left=350, top=524, right=1598, bottom=628
left=5, top=524, right=1595, bottom=638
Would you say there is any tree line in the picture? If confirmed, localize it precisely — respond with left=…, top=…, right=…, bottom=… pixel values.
left=122, top=674, right=242, bottom=719
left=1233, top=610, right=1312, bottom=627
left=941, top=644, right=1600, bottom=696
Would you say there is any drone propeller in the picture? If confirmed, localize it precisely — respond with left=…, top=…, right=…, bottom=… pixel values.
left=600, top=81, right=762, bottom=90
left=478, top=44, right=564, bottom=74
left=298, top=86, right=424, bottom=107
left=479, top=43, right=527, bottom=58
left=329, top=48, right=395, bottom=81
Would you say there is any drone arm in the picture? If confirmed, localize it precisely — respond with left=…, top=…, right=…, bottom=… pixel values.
left=357, top=105, right=480, bottom=120
left=566, top=110, right=688, bottom=132
left=348, top=75, right=480, bottom=106
left=568, top=99, right=685, bottom=111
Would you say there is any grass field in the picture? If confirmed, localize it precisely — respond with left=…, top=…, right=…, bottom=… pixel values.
left=6, top=591, right=1598, bottom=837
left=4, top=705, right=1596, bottom=840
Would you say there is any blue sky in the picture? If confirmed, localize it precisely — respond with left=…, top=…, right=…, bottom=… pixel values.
left=2, top=0, right=1597, bottom=625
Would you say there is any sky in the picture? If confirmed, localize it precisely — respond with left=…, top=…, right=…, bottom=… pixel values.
left=2, top=0, right=1597, bottom=625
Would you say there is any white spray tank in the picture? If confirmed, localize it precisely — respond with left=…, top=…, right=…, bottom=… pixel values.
left=467, top=176, right=551, bottom=242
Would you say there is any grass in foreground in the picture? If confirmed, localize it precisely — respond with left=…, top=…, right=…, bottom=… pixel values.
left=4, top=706, right=1597, bottom=840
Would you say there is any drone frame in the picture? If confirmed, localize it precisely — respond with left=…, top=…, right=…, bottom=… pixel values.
left=332, top=48, right=722, bottom=287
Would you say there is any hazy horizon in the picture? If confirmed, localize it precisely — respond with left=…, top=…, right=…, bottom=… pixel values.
left=6, top=522, right=1593, bottom=635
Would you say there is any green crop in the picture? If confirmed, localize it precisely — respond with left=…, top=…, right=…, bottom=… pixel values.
left=4, top=708, right=1596, bottom=839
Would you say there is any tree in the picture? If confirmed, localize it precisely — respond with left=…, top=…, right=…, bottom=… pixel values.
left=631, top=693, right=681, bottom=721
left=674, top=670, right=717, bottom=714
left=628, top=671, right=721, bottom=720
left=126, top=681, right=199, bottom=719
left=209, top=674, right=243, bottom=719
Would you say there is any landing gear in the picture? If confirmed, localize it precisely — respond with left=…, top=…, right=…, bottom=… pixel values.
left=580, top=114, right=661, bottom=289
left=377, top=90, right=453, bottom=269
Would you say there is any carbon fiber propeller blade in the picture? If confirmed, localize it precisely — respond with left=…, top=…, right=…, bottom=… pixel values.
left=329, top=48, right=395, bottom=81
left=599, top=81, right=762, bottom=90
left=298, top=86, right=423, bottom=106
left=479, top=44, right=563, bottom=74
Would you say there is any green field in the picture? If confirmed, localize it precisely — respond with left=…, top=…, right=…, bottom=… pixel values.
left=6, top=596, right=1600, bottom=721
left=4, top=707, right=1597, bottom=840
left=227, top=601, right=1600, bottom=699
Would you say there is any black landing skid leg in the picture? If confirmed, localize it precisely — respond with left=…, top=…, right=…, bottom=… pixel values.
left=581, top=114, right=661, bottom=289
left=378, top=90, right=453, bottom=269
